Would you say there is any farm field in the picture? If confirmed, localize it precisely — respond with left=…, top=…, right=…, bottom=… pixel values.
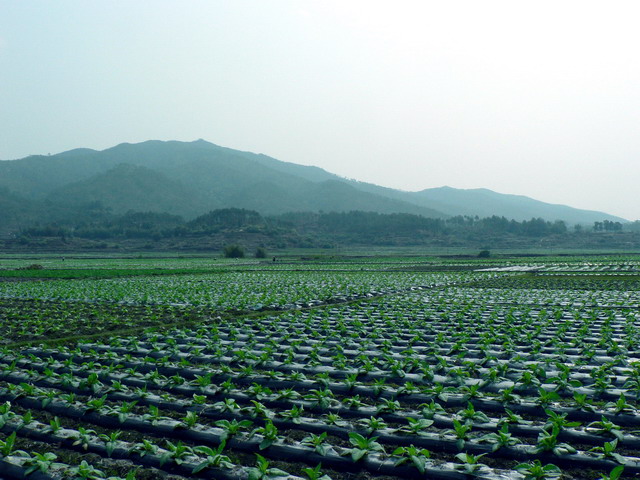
left=1, top=255, right=639, bottom=479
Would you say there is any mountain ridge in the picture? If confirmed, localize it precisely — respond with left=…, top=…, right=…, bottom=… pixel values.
left=0, top=139, right=627, bottom=226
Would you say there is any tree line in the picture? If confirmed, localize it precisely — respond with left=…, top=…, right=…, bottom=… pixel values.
left=15, top=208, right=628, bottom=247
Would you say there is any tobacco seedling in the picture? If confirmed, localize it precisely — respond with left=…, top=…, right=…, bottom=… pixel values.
left=446, top=419, right=472, bottom=450
left=344, top=432, right=385, bottom=462
left=68, top=460, right=105, bottom=479
left=251, top=420, right=280, bottom=450
left=192, top=441, right=234, bottom=473
left=0, top=432, right=28, bottom=457
left=598, top=465, right=625, bottom=480
left=99, top=431, right=122, bottom=457
left=454, top=453, right=487, bottom=475
left=247, top=454, right=290, bottom=480
left=301, top=463, right=332, bottom=480
left=392, top=445, right=432, bottom=473
left=301, top=432, right=334, bottom=456
left=586, top=417, right=624, bottom=441
left=23, top=452, right=65, bottom=475
left=160, top=440, right=193, bottom=466
left=533, top=425, right=577, bottom=456
left=215, top=419, right=253, bottom=442
left=480, top=424, right=521, bottom=452
left=589, top=439, right=626, bottom=465
left=402, top=417, right=435, bottom=436
left=72, top=427, right=98, bottom=451
left=514, top=460, right=562, bottom=479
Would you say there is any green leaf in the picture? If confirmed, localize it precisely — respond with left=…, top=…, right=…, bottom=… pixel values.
left=351, top=448, right=366, bottom=462
left=609, top=465, right=625, bottom=480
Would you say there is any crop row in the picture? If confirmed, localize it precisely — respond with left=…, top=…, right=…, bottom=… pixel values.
left=0, top=271, right=489, bottom=309
left=2, top=281, right=640, bottom=479
left=467, top=275, right=640, bottom=292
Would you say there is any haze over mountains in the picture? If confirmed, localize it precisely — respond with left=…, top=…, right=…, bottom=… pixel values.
left=0, top=139, right=626, bottom=232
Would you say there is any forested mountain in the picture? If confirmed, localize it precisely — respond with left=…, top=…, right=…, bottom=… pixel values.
left=410, top=187, right=624, bottom=225
left=0, top=139, right=626, bottom=237
left=45, top=164, right=208, bottom=217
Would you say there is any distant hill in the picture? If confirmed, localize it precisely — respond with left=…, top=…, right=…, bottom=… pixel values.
left=0, top=140, right=444, bottom=220
left=0, top=187, right=38, bottom=235
left=45, top=164, right=209, bottom=217
left=0, top=139, right=626, bottom=225
left=409, top=186, right=627, bottom=225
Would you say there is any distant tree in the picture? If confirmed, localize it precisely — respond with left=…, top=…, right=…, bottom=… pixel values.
left=522, top=218, right=548, bottom=237
left=602, top=220, right=623, bottom=232
left=191, top=208, right=263, bottom=231
left=478, top=250, right=491, bottom=258
left=223, top=244, right=245, bottom=258
left=625, top=221, right=640, bottom=232
left=255, top=247, right=267, bottom=258
left=550, top=220, right=567, bottom=235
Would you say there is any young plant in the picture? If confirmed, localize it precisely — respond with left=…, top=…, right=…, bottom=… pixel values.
left=67, top=460, right=105, bottom=479
left=343, top=395, right=366, bottom=409
left=115, top=401, right=137, bottom=424
left=533, top=425, right=577, bottom=456
left=454, top=453, right=487, bottom=475
left=480, top=424, right=521, bottom=452
left=359, top=416, right=388, bottom=434
left=213, top=398, right=241, bottom=413
left=252, top=420, right=280, bottom=450
left=85, top=395, right=108, bottom=412
left=536, top=388, right=561, bottom=407
left=598, top=466, right=625, bottom=480
left=589, top=439, right=626, bottom=465
left=192, top=441, right=234, bottom=473
left=572, top=392, right=595, bottom=412
left=72, top=427, right=98, bottom=451
left=23, top=452, right=65, bottom=475
left=497, top=408, right=532, bottom=426
left=447, top=419, right=473, bottom=450
left=159, top=440, right=194, bottom=466
left=300, top=432, right=334, bottom=456
left=586, top=417, right=624, bottom=441
left=344, top=432, right=385, bottom=462
left=305, top=389, right=336, bottom=410
left=376, top=398, right=401, bottom=415
left=247, top=454, right=289, bottom=480
left=605, top=393, right=635, bottom=414
left=0, top=402, right=14, bottom=429
left=0, top=432, right=28, bottom=457
left=280, top=405, right=304, bottom=424
left=244, top=400, right=274, bottom=420
left=215, top=419, right=253, bottom=442
left=543, top=409, right=581, bottom=431
left=514, top=460, right=562, bottom=479
left=99, top=431, right=122, bottom=458
left=178, top=411, right=200, bottom=429
left=402, top=417, right=435, bottom=436
left=133, top=439, right=158, bottom=457
left=301, top=463, right=332, bottom=480
left=276, top=388, right=300, bottom=401
left=420, top=400, right=445, bottom=419
left=324, top=413, right=348, bottom=427
left=392, top=445, right=432, bottom=473
left=143, top=405, right=173, bottom=425
left=46, top=416, right=63, bottom=434
left=457, top=402, right=490, bottom=425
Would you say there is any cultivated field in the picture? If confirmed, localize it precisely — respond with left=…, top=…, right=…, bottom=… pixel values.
left=1, top=255, right=640, bottom=479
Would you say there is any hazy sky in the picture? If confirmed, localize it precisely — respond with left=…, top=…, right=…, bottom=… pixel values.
left=1, top=1, right=639, bottom=219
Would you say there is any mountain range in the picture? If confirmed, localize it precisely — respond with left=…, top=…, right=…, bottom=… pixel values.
left=0, top=139, right=626, bottom=234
